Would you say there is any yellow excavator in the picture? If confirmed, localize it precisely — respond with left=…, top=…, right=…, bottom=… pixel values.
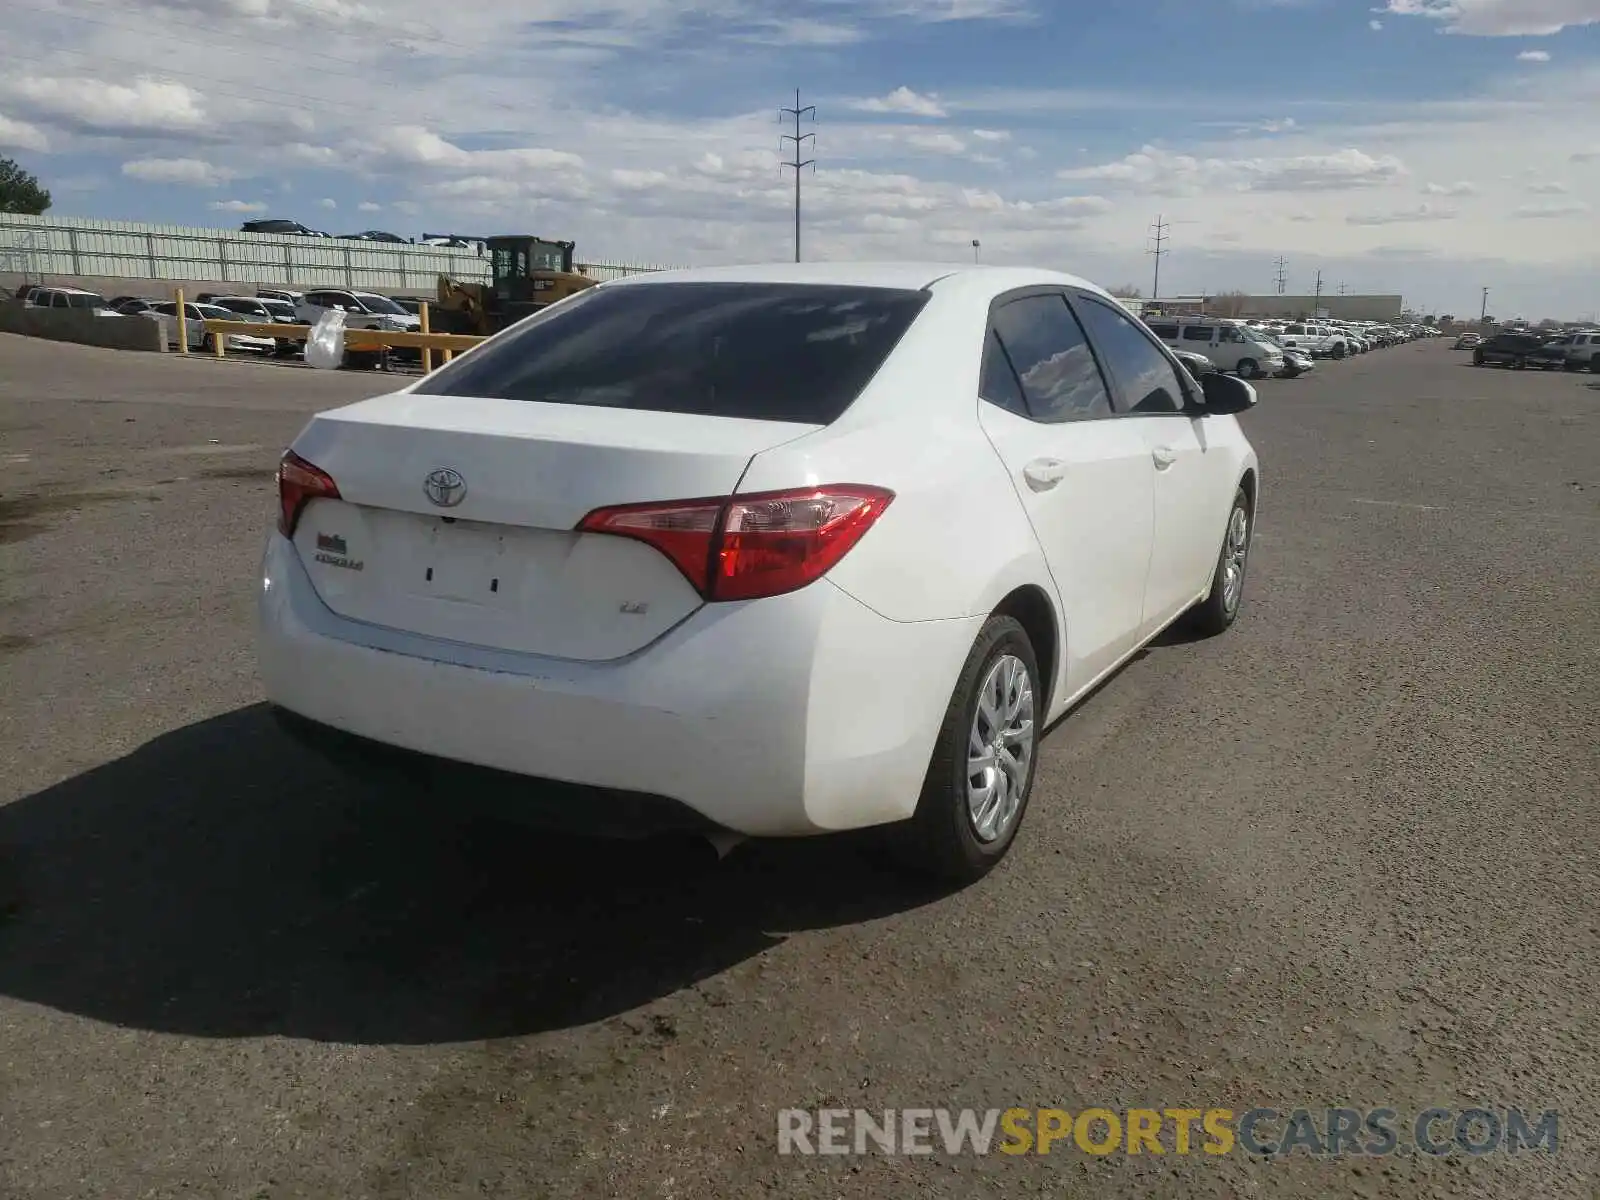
left=432, top=235, right=598, bottom=335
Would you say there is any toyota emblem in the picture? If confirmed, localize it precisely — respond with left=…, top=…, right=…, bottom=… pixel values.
left=423, top=467, right=467, bottom=508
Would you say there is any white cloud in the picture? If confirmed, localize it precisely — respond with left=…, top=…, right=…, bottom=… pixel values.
left=318, top=197, right=337, bottom=209
left=1346, top=202, right=1459, bottom=224
left=1379, top=1, right=1600, bottom=36
left=1058, top=144, right=1407, bottom=193
left=208, top=199, right=266, bottom=213
left=970, top=128, right=1011, bottom=142
left=1370, top=17, right=1384, bottom=28
left=1421, top=180, right=1478, bottom=194
left=905, top=131, right=967, bottom=154
left=1525, top=180, right=1568, bottom=193
left=357, top=200, right=382, bottom=211
left=4, top=76, right=205, bottom=133
left=1513, top=199, right=1589, bottom=217
left=0, top=113, right=49, bottom=152
left=1518, top=49, right=1552, bottom=61
left=850, top=87, right=947, bottom=117
left=120, top=157, right=238, bottom=187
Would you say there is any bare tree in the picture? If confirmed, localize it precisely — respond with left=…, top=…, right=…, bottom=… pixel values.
left=1211, top=290, right=1251, bottom=318
left=1108, top=284, right=1142, bottom=299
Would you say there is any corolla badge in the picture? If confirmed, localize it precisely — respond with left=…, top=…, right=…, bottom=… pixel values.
left=424, top=467, right=467, bottom=507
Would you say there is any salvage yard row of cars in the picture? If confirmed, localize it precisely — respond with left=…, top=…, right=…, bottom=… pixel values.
left=1453, top=326, right=1600, bottom=372
left=13, top=283, right=422, bottom=358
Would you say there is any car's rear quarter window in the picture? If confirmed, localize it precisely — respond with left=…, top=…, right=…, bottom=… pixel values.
left=412, top=282, right=932, bottom=424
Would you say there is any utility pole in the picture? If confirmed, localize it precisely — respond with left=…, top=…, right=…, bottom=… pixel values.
left=1314, top=269, right=1324, bottom=310
left=1338, top=282, right=1348, bottom=296
left=779, top=89, right=816, bottom=263
left=1480, top=286, right=1489, bottom=321
left=1274, top=256, right=1287, bottom=295
left=972, top=239, right=981, bottom=264
left=1147, top=214, right=1170, bottom=300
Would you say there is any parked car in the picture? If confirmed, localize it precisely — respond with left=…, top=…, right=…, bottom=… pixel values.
left=259, top=263, right=1261, bottom=883
left=112, top=297, right=161, bottom=315
left=339, top=230, right=409, bottom=243
left=141, top=301, right=277, bottom=353
left=240, top=219, right=328, bottom=237
left=1472, top=332, right=1566, bottom=370
left=390, top=296, right=427, bottom=315
left=1539, top=331, right=1600, bottom=372
left=1279, top=322, right=1352, bottom=359
left=257, top=289, right=306, bottom=307
left=1143, top=316, right=1284, bottom=380
left=1454, top=332, right=1483, bottom=349
left=295, top=288, right=421, bottom=365
left=210, top=295, right=305, bottom=357
left=1171, top=349, right=1217, bottom=376
left=25, top=287, right=121, bottom=315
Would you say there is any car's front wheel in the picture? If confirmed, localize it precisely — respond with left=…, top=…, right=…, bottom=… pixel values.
left=1185, top=486, right=1252, bottom=638
left=893, top=614, right=1041, bottom=885
left=1236, top=357, right=1260, bottom=380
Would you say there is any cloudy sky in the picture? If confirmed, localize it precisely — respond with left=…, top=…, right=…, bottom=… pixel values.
left=2, top=0, right=1599, bottom=319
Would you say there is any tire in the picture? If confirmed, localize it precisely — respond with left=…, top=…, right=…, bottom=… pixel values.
left=201, top=333, right=216, bottom=354
left=1514, top=356, right=1527, bottom=371
left=1185, top=486, right=1252, bottom=638
left=890, top=615, right=1041, bottom=885
left=1590, top=355, right=1600, bottom=374
left=1236, top=358, right=1260, bottom=380
left=1331, top=343, right=1347, bottom=360
left=1473, top=351, right=1485, bottom=367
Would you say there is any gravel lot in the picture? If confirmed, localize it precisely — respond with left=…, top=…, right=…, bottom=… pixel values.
left=1, top=333, right=1597, bottom=1199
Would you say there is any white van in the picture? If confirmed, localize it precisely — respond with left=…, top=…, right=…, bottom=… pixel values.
left=1142, top=316, right=1285, bottom=380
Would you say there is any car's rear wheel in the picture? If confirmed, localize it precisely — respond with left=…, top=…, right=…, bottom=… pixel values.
left=1514, top=356, right=1527, bottom=370
left=891, top=615, right=1040, bottom=885
left=1331, top=343, right=1346, bottom=360
left=1590, top=354, right=1600, bottom=374
left=1185, top=486, right=1252, bottom=638
left=1473, top=351, right=1485, bottom=366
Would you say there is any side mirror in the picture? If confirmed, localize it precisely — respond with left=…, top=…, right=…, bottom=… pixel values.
left=1200, top=372, right=1258, bottom=414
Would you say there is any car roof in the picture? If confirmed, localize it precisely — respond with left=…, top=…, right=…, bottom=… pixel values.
left=595, top=261, right=1115, bottom=302
left=40, top=286, right=101, bottom=295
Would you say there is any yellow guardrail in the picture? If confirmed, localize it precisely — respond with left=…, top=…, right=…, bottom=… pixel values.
left=198, top=302, right=485, bottom=370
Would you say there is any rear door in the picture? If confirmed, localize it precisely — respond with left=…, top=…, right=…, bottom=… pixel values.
left=975, top=290, right=1154, bottom=692
left=1072, top=291, right=1225, bottom=634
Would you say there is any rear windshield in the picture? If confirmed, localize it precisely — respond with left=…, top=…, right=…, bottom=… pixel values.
left=413, top=282, right=932, bottom=424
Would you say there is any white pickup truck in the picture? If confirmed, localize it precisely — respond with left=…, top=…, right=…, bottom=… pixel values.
left=1277, top=322, right=1353, bottom=360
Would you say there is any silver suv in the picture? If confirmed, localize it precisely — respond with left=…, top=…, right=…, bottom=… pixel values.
left=1542, top=331, right=1600, bottom=372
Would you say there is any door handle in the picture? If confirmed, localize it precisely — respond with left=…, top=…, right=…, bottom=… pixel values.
left=1152, top=446, right=1177, bottom=469
left=1022, top=458, right=1065, bottom=491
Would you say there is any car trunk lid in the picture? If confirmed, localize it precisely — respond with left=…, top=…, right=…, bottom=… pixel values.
left=287, top=394, right=817, bottom=661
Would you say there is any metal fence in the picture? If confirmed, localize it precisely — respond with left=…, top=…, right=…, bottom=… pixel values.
left=0, top=213, right=672, bottom=291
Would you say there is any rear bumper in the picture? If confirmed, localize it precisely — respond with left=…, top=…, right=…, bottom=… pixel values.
left=256, top=533, right=981, bottom=837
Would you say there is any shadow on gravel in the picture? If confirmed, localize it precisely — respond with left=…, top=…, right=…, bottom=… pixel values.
left=0, top=704, right=951, bottom=1044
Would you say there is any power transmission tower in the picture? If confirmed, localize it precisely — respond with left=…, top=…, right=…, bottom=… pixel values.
left=779, top=89, right=816, bottom=263
left=1274, top=256, right=1288, bottom=295
left=1338, top=282, right=1348, bottom=296
left=1147, top=214, right=1170, bottom=300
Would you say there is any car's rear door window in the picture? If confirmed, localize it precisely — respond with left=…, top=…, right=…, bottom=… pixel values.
left=988, top=293, right=1114, bottom=423
left=413, top=282, right=931, bottom=425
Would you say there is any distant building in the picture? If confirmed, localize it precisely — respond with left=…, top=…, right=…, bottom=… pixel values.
left=1140, top=294, right=1404, bottom=322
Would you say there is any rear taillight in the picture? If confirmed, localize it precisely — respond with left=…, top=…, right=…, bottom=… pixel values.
left=577, top=485, right=894, bottom=602
left=276, top=449, right=340, bottom=537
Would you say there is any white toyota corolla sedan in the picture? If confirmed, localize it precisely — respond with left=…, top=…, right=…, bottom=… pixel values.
left=258, top=262, right=1260, bottom=882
